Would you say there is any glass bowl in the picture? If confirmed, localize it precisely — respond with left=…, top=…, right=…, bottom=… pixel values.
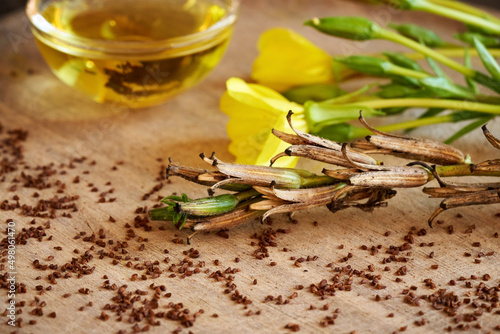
left=26, top=0, right=239, bottom=108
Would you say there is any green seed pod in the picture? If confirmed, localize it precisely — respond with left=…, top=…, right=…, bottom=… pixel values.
left=388, top=23, right=445, bottom=47
left=383, top=52, right=423, bottom=72
left=455, top=32, right=500, bottom=48
left=377, top=84, right=421, bottom=99
left=177, top=194, right=239, bottom=217
left=304, top=17, right=380, bottom=40
left=335, top=56, right=392, bottom=77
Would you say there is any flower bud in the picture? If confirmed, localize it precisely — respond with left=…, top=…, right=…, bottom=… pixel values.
left=304, top=17, right=380, bottom=41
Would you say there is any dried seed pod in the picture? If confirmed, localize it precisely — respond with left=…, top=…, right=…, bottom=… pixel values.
left=271, top=129, right=312, bottom=146
left=249, top=199, right=285, bottom=211
left=168, top=159, right=250, bottom=192
left=428, top=189, right=500, bottom=226
left=285, top=111, right=342, bottom=151
left=349, top=166, right=431, bottom=188
left=471, top=160, right=500, bottom=173
left=260, top=201, right=327, bottom=222
left=358, top=113, right=466, bottom=165
left=482, top=125, right=500, bottom=149
left=322, top=168, right=360, bottom=180
left=423, top=187, right=479, bottom=198
left=272, top=144, right=377, bottom=168
left=192, top=200, right=265, bottom=232
left=269, top=183, right=347, bottom=203
left=200, top=152, right=333, bottom=189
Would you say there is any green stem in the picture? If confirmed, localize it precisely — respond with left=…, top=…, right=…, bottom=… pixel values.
left=377, top=28, right=476, bottom=77
left=415, top=0, right=500, bottom=35
left=345, top=98, right=500, bottom=114
left=435, top=164, right=500, bottom=177
left=410, top=48, right=500, bottom=59
left=427, top=0, right=500, bottom=25
left=388, top=64, right=431, bottom=78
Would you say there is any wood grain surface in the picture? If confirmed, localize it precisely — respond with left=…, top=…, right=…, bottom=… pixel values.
left=1, top=1, right=500, bottom=333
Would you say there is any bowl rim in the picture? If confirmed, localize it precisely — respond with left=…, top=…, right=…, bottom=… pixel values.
left=26, top=0, right=240, bottom=53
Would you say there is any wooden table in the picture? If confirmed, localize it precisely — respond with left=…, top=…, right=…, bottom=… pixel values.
left=1, top=1, right=500, bottom=333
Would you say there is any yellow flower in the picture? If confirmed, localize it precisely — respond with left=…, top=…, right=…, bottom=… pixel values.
left=252, top=28, right=351, bottom=92
left=220, top=77, right=308, bottom=168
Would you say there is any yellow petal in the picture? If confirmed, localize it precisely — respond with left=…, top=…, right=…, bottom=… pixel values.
left=252, top=28, right=333, bottom=91
left=220, top=78, right=307, bottom=168
left=223, top=77, right=301, bottom=116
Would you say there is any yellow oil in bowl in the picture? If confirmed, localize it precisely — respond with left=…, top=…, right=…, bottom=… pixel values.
left=27, top=0, right=239, bottom=107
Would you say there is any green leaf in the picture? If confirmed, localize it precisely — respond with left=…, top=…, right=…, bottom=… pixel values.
left=472, top=71, right=500, bottom=94
left=388, top=23, right=445, bottom=47
left=473, top=37, right=500, bottom=81
left=450, top=110, right=491, bottom=122
left=464, top=48, right=479, bottom=93
left=444, top=116, right=494, bottom=144
left=282, top=84, right=346, bottom=104
left=304, top=17, right=380, bottom=40
left=419, top=77, right=477, bottom=100
left=426, top=57, right=451, bottom=81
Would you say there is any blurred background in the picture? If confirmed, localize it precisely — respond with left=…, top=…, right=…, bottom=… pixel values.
left=1, top=0, right=499, bottom=19
left=1, top=0, right=499, bottom=17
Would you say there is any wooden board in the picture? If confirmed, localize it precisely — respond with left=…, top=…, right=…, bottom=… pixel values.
left=1, top=1, right=500, bottom=333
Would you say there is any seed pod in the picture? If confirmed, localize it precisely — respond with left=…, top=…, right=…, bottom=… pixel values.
left=423, top=187, right=478, bottom=198
left=471, top=159, right=500, bottom=173
left=192, top=203, right=265, bottom=232
left=322, top=168, right=360, bottom=180
left=455, top=32, right=500, bottom=48
left=260, top=201, right=328, bottom=222
left=304, top=17, right=380, bottom=41
left=249, top=199, right=285, bottom=211
left=269, top=183, right=347, bottom=203
left=274, top=144, right=377, bottom=168
left=272, top=129, right=311, bottom=146
left=176, top=194, right=239, bottom=217
left=358, top=114, right=465, bottom=165
left=168, top=160, right=250, bottom=192
left=349, top=167, right=431, bottom=188
left=335, top=56, right=393, bottom=77
left=388, top=23, right=445, bottom=47
left=428, top=189, right=500, bottom=226
left=482, top=125, right=500, bottom=149
left=384, top=52, right=423, bottom=72
left=201, top=152, right=334, bottom=189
